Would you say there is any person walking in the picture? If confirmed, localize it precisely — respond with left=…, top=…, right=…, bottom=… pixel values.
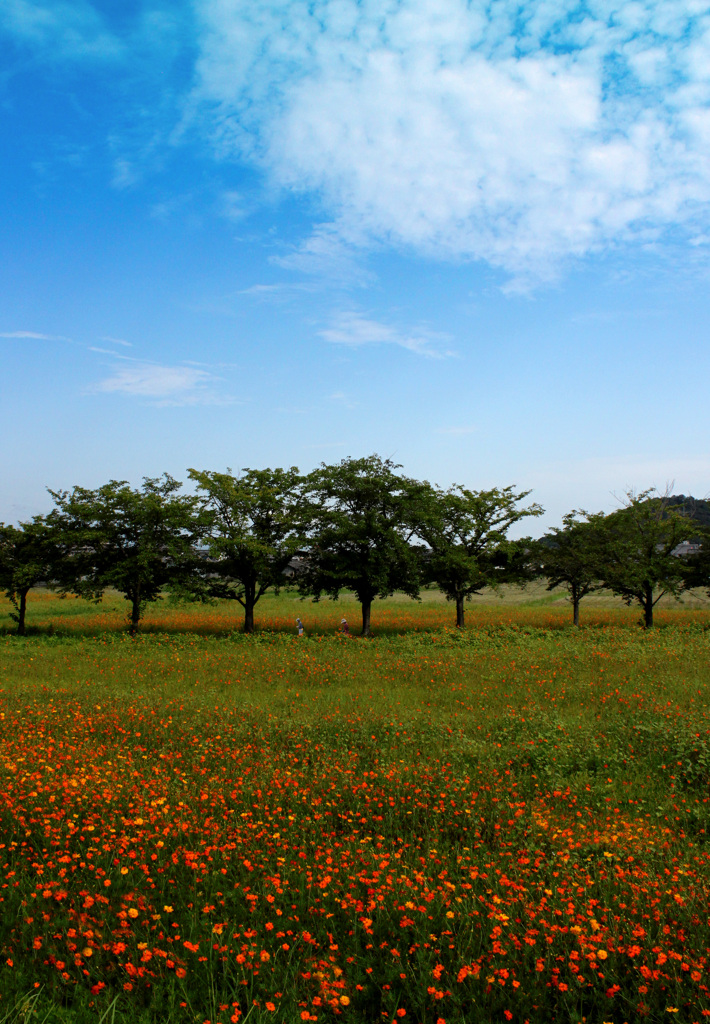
left=340, top=617, right=349, bottom=635
left=296, top=617, right=304, bottom=636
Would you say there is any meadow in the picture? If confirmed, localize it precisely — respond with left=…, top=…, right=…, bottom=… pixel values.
left=1, top=590, right=710, bottom=1023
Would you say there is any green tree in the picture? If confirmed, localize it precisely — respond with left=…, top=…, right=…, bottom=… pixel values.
left=599, top=489, right=696, bottom=628
left=301, top=456, right=423, bottom=636
left=533, top=511, right=607, bottom=626
left=416, top=485, right=543, bottom=628
left=186, top=466, right=305, bottom=634
left=0, top=517, right=56, bottom=635
left=679, top=528, right=710, bottom=595
left=49, top=475, right=204, bottom=633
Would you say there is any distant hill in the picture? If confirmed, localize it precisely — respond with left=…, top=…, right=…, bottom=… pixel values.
left=668, top=495, right=710, bottom=529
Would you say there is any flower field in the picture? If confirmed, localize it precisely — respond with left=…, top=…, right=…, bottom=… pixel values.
left=1, top=598, right=710, bottom=1022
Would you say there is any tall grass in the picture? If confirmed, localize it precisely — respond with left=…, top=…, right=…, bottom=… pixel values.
left=3, top=585, right=710, bottom=638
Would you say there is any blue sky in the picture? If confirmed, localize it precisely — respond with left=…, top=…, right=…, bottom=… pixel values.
left=2, top=0, right=710, bottom=532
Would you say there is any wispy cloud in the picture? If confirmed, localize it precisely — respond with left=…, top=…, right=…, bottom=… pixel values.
left=436, top=425, right=477, bottom=436
left=219, top=190, right=245, bottom=222
left=328, top=390, right=357, bottom=409
left=88, top=359, right=233, bottom=407
left=99, top=336, right=132, bottom=348
left=189, top=0, right=710, bottom=284
left=236, top=282, right=316, bottom=303
left=319, top=312, right=453, bottom=358
left=0, top=0, right=122, bottom=61
left=0, top=330, right=68, bottom=340
left=271, top=224, right=372, bottom=285
left=110, top=156, right=139, bottom=190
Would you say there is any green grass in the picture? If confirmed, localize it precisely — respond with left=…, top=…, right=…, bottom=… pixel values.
left=3, top=582, right=710, bottom=640
left=1, top=594, right=710, bottom=1022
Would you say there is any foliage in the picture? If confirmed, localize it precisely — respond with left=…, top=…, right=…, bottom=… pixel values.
left=679, top=524, right=710, bottom=597
left=3, top=459, right=710, bottom=639
left=48, top=475, right=204, bottom=633
left=187, top=467, right=305, bottom=633
left=416, top=485, right=543, bottom=627
left=667, top=494, right=710, bottom=529
left=300, top=456, right=424, bottom=635
left=598, top=488, right=697, bottom=628
left=0, top=516, right=55, bottom=635
left=533, top=510, right=608, bottom=626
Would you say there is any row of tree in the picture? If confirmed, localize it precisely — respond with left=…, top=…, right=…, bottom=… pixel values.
left=1, top=456, right=708, bottom=635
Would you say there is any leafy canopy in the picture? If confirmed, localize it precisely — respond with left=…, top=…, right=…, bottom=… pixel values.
left=49, top=475, right=203, bottom=629
left=417, top=485, right=543, bottom=602
left=599, top=488, right=696, bottom=626
left=0, top=517, right=56, bottom=633
left=301, top=456, right=423, bottom=629
left=187, top=467, right=305, bottom=631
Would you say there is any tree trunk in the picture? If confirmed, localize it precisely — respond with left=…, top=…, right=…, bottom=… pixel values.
left=456, top=595, right=465, bottom=629
left=361, top=599, right=372, bottom=637
left=643, top=585, right=654, bottom=629
left=244, top=601, right=255, bottom=634
left=572, top=585, right=580, bottom=627
left=17, top=589, right=28, bottom=636
left=129, top=593, right=141, bottom=635
left=243, top=582, right=256, bottom=633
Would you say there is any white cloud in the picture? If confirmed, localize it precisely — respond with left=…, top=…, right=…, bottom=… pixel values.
left=272, top=223, right=373, bottom=284
left=0, top=330, right=67, bottom=340
left=236, top=283, right=310, bottom=300
left=99, top=336, right=132, bottom=347
left=0, top=0, right=122, bottom=61
left=111, top=157, right=139, bottom=190
left=219, top=189, right=245, bottom=221
left=88, top=360, right=230, bottom=406
left=328, top=389, right=357, bottom=409
left=189, top=0, right=710, bottom=282
left=319, top=311, right=453, bottom=358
